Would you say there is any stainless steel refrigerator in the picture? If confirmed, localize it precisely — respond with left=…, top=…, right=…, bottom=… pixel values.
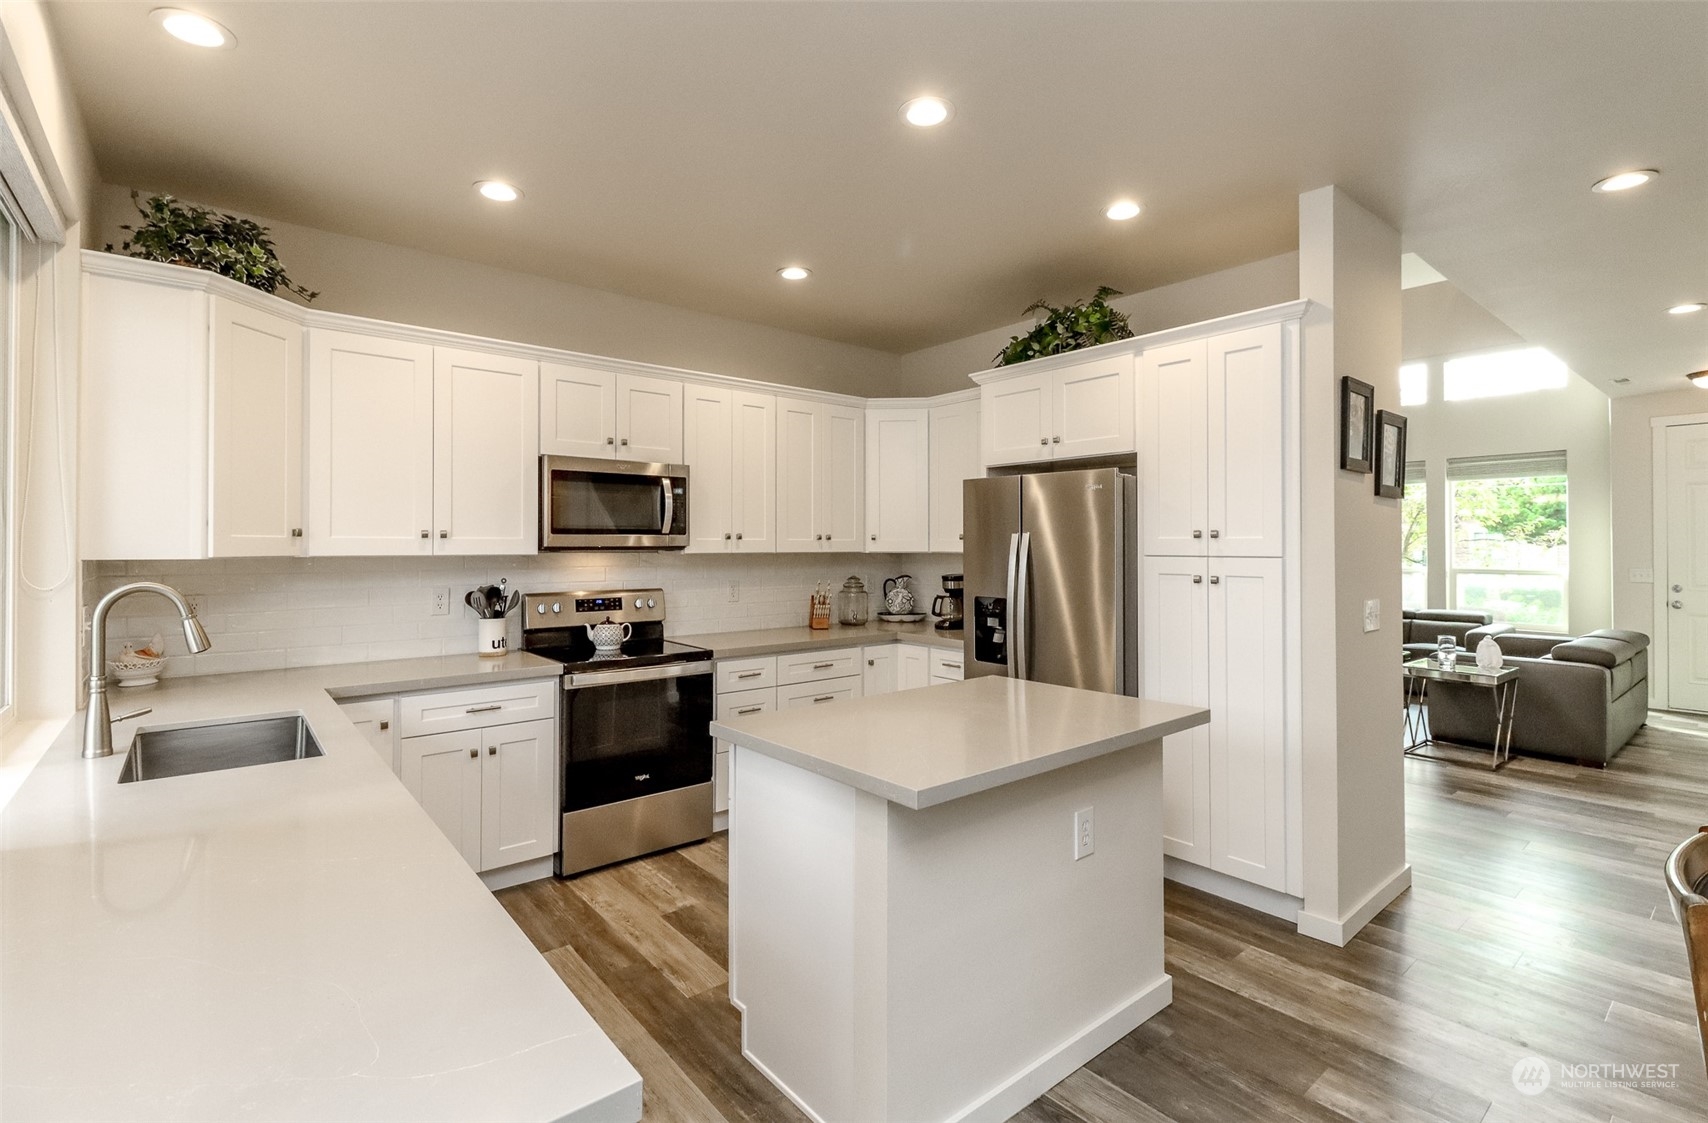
left=962, top=469, right=1137, bottom=694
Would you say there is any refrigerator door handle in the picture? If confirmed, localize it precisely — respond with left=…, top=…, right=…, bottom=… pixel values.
left=1014, top=531, right=1032, bottom=681
left=1005, top=532, right=1021, bottom=679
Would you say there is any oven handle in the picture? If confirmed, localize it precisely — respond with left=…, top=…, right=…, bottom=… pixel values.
left=563, top=662, right=713, bottom=689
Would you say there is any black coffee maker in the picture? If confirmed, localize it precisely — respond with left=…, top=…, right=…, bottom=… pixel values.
left=931, top=573, right=964, bottom=631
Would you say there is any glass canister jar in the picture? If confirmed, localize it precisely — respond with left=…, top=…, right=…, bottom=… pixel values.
left=835, top=575, right=870, bottom=626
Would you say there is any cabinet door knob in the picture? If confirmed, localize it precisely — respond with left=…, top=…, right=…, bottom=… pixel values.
left=606, top=436, right=615, bottom=445
left=379, top=720, right=390, bottom=731
left=1192, top=575, right=1202, bottom=584
left=420, top=530, right=430, bottom=539
left=1210, top=576, right=1221, bottom=584
left=468, top=748, right=478, bottom=758
left=870, top=534, right=877, bottom=541
left=958, top=533, right=963, bottom=541
left=1039, top=437, right=1048, bottom=446
left=724, top=532, right=732, bottom=540
left=439, top=530, right=448, bottom=539
left=488, top=745, right=497, bottom=755
left=1209, top=529, right=1220, bottom=539
left=290, top=528, right=302, bottom=538
left=620, top=438, right=629, bottom=446
left=1192, top=530, right=1203, bottom=539
left=868, top=659, right=875, bottom=666
left=1052, top=435, right=1061, bottom=444
left=735, top=532, right=743, bottom=540
left=1672, top=599, right=1684, bottom=609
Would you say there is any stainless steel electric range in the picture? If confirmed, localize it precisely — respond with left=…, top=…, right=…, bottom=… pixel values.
left=520, top=589, right=714, bottom=877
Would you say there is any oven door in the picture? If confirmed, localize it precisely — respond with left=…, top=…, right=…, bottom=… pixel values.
left=541, top=455, right=689, bottom=549
left=561, top=661, right=713, bottom=812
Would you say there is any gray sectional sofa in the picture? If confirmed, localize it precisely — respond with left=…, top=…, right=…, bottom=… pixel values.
left=1424, top=628, right=1650, bottom=766
left=1401, top=609, right=1513, bottom=660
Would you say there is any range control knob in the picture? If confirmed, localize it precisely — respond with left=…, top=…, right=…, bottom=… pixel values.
left=647, top=598, right=656, bottom=609
left=635, top=598, right=645, bottom=609
left=551, top=602, right=561, bottom=614
left=536, top=604, right=546, bottom=615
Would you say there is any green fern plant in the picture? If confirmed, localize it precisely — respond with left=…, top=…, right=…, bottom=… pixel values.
left=105, top=191, right=318, bottom=302
left=994, top=286, right=1132, bottom=367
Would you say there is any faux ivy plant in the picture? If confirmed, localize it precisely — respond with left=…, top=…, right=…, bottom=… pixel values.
left=106, top=191, right=319, bottom=302
left=994, top=286, right=1133, bottom=367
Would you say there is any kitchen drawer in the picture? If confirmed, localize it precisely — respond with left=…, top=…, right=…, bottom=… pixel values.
left=717, top=687, right=777, bottom=722
left=399, top=678, right=558, bottom=738
left=717, top=656, right=777, bottom=693
left=777, top=647, right=861, bottom=686
left=929, top=649, right=965, bottom=681
left=777, top=675, right=863, bottom=709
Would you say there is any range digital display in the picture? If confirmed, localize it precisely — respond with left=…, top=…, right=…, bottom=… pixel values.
left=575, top=596, right=625, bottom=614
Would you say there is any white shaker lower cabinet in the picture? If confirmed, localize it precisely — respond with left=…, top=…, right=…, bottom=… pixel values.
left=307, top=329, right=436, bottom=555
left=714, top=680, right=777, bottom=820
left=899, top=644, right=931, bottom=690
left=684, top=384, right=775, bottom=553
left=777, top=397, right=864, bottom=552
left=337, top=697, right=400, bottom=774
left=865, top=408, right=930, bottom=552
left=1144, top=554, right=1287, bottom=892
left=863, top=646, right=898, bottom=695
left=928, top=397, right=981, bottom=552
left=400, top=728, right=485, bottom=869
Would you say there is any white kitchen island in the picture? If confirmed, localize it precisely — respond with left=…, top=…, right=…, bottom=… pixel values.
left=711, top=676, right=1210, bottom=1123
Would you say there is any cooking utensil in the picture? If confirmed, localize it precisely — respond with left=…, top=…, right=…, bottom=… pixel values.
left=504, top=591, right=521, bottom=617
left=465, top=590, right=490, bottom=618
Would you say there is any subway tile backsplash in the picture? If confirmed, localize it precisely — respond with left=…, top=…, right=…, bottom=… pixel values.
left=82, top=552, right=961, bottom=680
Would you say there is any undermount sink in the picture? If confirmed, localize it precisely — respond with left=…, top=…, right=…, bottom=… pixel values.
left=118, top=714, right=324, bottom=784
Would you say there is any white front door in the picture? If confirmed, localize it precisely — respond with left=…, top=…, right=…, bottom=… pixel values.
left=1665, top=423, right=1708, bottom=711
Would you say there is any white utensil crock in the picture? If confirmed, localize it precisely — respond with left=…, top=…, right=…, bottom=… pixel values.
left=477, top=618, right=508, bottom=658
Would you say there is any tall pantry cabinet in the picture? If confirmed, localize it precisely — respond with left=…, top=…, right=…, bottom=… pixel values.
left=1138, top=311, right=1301, bottom=897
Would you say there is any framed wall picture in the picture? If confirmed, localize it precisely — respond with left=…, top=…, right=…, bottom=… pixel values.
left=1374, top=409, right=1408, bottom=498
left=1340, top=376, right=1374, bottom=473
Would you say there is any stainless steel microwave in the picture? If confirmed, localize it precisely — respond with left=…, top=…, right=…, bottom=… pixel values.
left=540, top=456, right=688, bottom=550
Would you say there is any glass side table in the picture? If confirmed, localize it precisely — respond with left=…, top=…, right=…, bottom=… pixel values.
left=1402, top=658, right=1520, bottom=771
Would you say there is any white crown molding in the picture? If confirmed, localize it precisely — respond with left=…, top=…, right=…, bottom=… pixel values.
left=968, top=299, right=1314, bottom=385
left=865, top=387, right=977, bottom=410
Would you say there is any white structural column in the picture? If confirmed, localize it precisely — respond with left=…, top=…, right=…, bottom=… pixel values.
left=1295, top=185, right=1411, bottom=945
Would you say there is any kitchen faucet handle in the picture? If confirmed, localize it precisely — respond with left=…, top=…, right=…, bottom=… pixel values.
left=111, top=708, right=152, bottom=724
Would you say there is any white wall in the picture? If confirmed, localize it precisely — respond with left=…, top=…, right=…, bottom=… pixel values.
left=86, top=552, right=957, bottom=678
left=893, top=253, right=1300, bottom=395
left=1609, top=387, right=1708, bottom=641
left=1297, top=186, right=1408, bottom=944
left=1403, top=361, right=1611, bottom=633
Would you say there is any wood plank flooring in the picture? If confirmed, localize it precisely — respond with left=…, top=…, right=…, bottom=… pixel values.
left=498, top=713, right=1708, bottom=1122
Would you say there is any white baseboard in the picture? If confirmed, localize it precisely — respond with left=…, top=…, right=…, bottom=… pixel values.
left=741, top=1047, right=830, bottom=1123
left=1165, top=857, right=1302, bottom=922
left=478, top=855, right=555, bottom=891
left=948, top=975, right=1173, bottom=1123
left=1295, top=863, right=1412, bottom=947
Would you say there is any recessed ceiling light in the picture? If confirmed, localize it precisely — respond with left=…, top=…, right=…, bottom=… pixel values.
left=1689, top=371, right=1708, bottom=389
left=1669, top=302, right=1707, bottom=315
left=778, top=266, right=811, bottom=281
left=1105, top=199, right=1142, bottom=221
left=1591, top=169, right=1658, bottom=193
left=151, top=8, right=235, bottom=48
left=475, top=180, right=521, bottom=202
left=901, top=97, right=953, bottom=128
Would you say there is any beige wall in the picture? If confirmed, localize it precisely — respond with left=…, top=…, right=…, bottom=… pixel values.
left=893, top=252, right=1300, bottom=395
left=1297, top=186, right=1407, bottom=941
left=1404, top=362, right=1611, bottom=633
left=1, top=2, right=98, bottom=723
left=1609, top=387, right=1708, bottom=643
left=96, top=184, right=905, bottom=397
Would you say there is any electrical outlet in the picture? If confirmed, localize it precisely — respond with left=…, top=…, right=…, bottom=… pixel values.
left=728, top=581, right=740, bottom=603
left=430, top=588, right=450, bottom=616
left=1363, top=598, right=1380, bottom=633
left=1073, top=807, right=1094, bottom=860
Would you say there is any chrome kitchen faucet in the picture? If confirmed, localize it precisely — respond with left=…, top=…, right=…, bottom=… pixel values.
left=83, top=582, right=212, bottom=759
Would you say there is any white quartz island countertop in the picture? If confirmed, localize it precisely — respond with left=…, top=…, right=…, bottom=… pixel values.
left=712, top=675, right=1210, bottom=809
left=0, top=652, right=641, bottom=1123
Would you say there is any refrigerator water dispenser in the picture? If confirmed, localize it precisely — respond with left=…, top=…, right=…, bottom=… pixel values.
left=973, top=596, right=1008, bottom=667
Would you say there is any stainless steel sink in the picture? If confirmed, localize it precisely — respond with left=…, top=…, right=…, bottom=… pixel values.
left=118, top=714, right=324, bottom=783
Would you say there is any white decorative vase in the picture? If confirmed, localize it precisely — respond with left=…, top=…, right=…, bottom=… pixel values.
left=1475, top=635, right=1503, bottom=672
left=477, top=617, right=508, bottom=658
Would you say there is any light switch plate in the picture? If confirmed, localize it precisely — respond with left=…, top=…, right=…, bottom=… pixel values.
left=1363, top=599, right=1380, bottom=633
left=1630, top=568, right=1654, bottom=584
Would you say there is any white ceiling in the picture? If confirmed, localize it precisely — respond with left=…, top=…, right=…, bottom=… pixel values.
left=43, top=1, right=1708, bottom=394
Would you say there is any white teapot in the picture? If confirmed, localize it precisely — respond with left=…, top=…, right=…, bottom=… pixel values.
left=588, top=618, right=633, bottom=651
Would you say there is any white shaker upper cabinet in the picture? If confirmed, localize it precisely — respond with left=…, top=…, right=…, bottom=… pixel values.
left=432, top=347, right=539, bottom=556
left=539, top=362, right=616, bottom=459
left=684, top=384, right=775, bottom=553
left=1139, top=339, right=1209, bottom=557
left=209, top=297, right=304, bottom=557
left=981, top=369, right=1054, bottom=467
left=777, top=397, right=864, bottom=552
left=307, top=329, right=435, bottom=556
left=928, top=398, right=980, bottom=553
left=615, top=373, right=684, bottom=464
left=1053, top=353, right=1135, bottom=459
left=865, top=408, right=930, bottom=553
left=1207, top=324, right=1286, bottom=559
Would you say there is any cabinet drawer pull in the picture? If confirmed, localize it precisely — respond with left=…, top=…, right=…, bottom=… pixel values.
left=736, top=670, right=763, bottom=679
left=464, top=704, right=503, bottom=714
left=812, top=662, right=835, bottom=669
left=736, top=705, right=764, bottom=715
left=940, top=661, right=961, bottom=669
left=812, top=694, right=836, bottom=703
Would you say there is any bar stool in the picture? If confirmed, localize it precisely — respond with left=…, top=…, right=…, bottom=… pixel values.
left=1664, top=827, right=1708, bottom=1077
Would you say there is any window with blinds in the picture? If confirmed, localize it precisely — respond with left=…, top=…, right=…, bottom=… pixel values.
left=1401, top=461, right=1429, bottom=611
left=1445, top=451, right=1569, bottom=631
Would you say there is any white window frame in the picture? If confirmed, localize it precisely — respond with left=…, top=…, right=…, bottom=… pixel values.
left=1445, top=463, right=1570, bottom=634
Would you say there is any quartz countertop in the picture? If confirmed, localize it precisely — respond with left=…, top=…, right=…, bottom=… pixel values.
left=673, top=619, right=962, bottom=659
left=712, top=676, right=1209, bottom=810
left=0, top=653, right=640, bottom=1123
